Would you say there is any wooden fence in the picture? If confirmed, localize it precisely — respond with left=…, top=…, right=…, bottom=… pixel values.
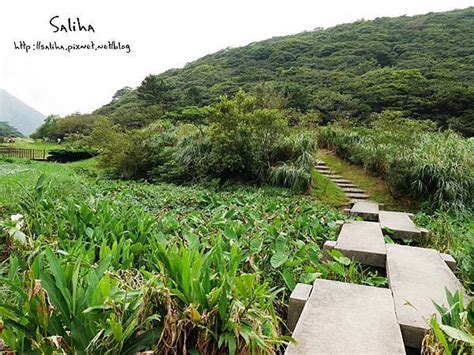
left=0, top=147, right=47, bottom=160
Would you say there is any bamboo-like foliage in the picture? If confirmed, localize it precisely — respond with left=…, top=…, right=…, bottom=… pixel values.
left=318, top=117, right=473, bottom=211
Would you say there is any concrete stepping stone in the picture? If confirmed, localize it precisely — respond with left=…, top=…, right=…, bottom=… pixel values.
left=286, top=279, right=405, bottom=354
left=325, top=174, right=343, bottom=179
left=350, top=201, right=381, bottom=221
left=330, top=220, right=386, bottom=267
left=386, top=244, right=465, bottom=348
left=379, top=211, right=423, bottom=240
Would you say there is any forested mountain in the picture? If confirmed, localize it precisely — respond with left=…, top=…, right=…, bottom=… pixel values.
left=0, top=89, right=45, bottom=136
left=97, top=7, right=474, bottom=135
left=0, top=121, right=22, bottom=137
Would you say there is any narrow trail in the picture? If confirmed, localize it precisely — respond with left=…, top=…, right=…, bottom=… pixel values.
left=315, top=160, right=370, bottom=204
left=286, top=161, right=467, bottom=353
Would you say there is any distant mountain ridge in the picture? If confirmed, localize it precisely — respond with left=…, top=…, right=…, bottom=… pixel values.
left=0, top=89, right=45, bottom=136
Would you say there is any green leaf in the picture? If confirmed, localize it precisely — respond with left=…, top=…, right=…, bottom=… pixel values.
left=281, top=269, right=296, bottom=291
left=328, top=262, right=346, bottom=277
left=430, top=317, right=452, bottom=355
left=270, top=251, right=288, bottom=268
left=439, top=324, right=474, bottom=344
left=300, top=272, right=321, bottom=284
left=329, top=250, right=351, bottom=266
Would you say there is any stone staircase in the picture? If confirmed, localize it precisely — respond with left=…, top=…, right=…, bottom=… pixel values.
left=287, top=167, right=467, bottom=353
left=315, top=160, right=370, bottom=203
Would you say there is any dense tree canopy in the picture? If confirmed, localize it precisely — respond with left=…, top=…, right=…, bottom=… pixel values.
left=96, top=7, right=474, bottom=135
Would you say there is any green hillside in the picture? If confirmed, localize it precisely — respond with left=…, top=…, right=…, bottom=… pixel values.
left=0, top=89, right=45, bottom=136
left=0, top=121, right=23, bottom=138
left=97, top=7, right=474, bottom=135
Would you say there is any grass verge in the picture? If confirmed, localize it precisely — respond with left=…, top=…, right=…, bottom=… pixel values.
left=312, top=170, right=348, bottom=208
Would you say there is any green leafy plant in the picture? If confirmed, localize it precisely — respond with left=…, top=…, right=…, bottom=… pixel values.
left=0, top=251, right=159, bottom=353
left=422, top=289, right=474, bottom=354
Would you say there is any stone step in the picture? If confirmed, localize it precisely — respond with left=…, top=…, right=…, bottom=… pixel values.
left=324, top=174, right=344, bottom=179
left=286, top=279, right=405, bottom=354
left=336, top=182, right=358, bottom=188
left=315, top=165, right=331, bottom=171
left=341, top=187, right=365, bottom=194
left=346, top=192, right=370, bottom=199
left=379, top=211, right=424, bottom=240
left=329, top=220, right=386, bottom=267
left=386, top=244, right=465, bottom=348
left=332, top=178, right=353, bottom=184
left=287, top=283, right=312, bottom=332
left=319, top=170, right=338, bottom=175
left=349, top=201, right=381, bottom=221
left=316, top=169, right=333, bottom=175
left=350, top=199, right=372, bottom=205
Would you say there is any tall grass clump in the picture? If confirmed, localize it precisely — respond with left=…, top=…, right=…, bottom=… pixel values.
left=269, top=133, right=317, bottom=191
left=389, top=131, right=473, bottom=211
left=318, top=112, right=473, bottom=211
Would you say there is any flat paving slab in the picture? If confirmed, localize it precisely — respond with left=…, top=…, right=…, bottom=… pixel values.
left=335, top=221, right=386, bottom=267
left=379, top=211, right=421, bottom=239
left=386, top=244, right=464, bottom=348
left=350, top=201, right=380, bottom=221
left=286, top=279, right=405, bottom=354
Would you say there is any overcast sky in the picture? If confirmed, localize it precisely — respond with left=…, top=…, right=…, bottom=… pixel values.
left=1, top=0, right=472, bottom=117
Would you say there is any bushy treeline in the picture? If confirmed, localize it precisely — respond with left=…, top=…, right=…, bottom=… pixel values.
left=97, top=8, right=474, bottom=136
left=91, top=91, right=317, bottom=191
left=318, top=112, right=474, bottom=211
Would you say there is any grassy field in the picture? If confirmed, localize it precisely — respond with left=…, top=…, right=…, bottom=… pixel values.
left=0, top=138, right=61, bottom=152
left=0, top=158, right=97, bottom=207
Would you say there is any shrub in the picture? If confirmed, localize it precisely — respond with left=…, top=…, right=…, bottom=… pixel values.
left=93, top=91, right=317, bottom=191
left=90, top=119, right=181, bottom=180
left=176, top=91, right=317, bottom=190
